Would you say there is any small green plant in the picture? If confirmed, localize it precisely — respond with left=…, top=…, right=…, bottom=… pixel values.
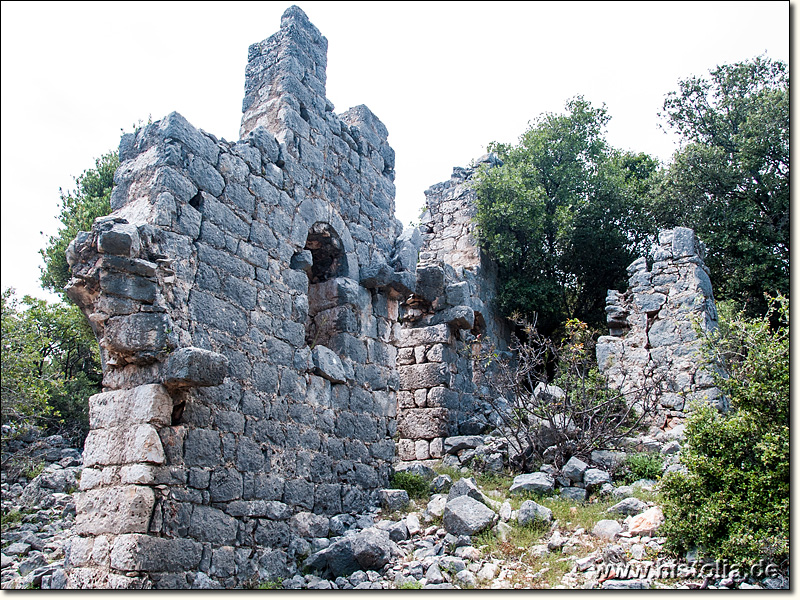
left=1, top=509, right=23, bottom=531
left=390, top=472, right=430, bottom=500
left=397, top=580, right=423, bottom=590
left=25, top=461, right=45, bottom=480
left=255, top=578, right=283, bottom=590
left=616, top=452, right=663, bottom=485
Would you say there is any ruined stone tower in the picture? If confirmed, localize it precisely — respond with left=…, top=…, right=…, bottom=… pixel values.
left=61, top=6, right=720, bottom=589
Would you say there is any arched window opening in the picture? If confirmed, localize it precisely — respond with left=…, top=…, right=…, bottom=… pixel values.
left=305, top=222, right=344, bottom=284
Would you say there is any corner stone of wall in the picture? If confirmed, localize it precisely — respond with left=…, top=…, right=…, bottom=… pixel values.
left=596, top=227, right=724, bottom=420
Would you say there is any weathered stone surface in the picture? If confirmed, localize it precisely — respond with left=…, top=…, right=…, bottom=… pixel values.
left=88, top=385, right=172, bottom=429
left=75, top=486, right=155, bottom=535
left=626, top=506, right=665, bottom=535
left=395, top=324, right=451, bottom=348
left=312, top=345, right=347, bottom=383
left=446, top=477, right=483, bottom=503
left=398, top=363, right=449, bottom=390
left=607, top=497, right=648, bottom=516
left=592, top=519, right=622, bottom=540
left=509, top=472, right=554, bottom=495
left=397, top=408, right=449, bottom=439
left=561, top=456, right=589, bottom=482
left=443, top=435, right=483, bottom=454
left=350, top=527, right=398, bottom=571
left=103, top=313, right=170, bottom=356
left=163, top=347, right=229, bottom=388
left=442, top=495, right=496, bottom=536
left=583, top=468, right=611, bottom=489
left=517, top=500, right=553, bottom=526
left=560, top=487, right=587, bottom=502
left=83, top=425, right=165, bottom=467
left=378, top=489, right=409, bottom=511
left=109, top=535, right=202, bottom=572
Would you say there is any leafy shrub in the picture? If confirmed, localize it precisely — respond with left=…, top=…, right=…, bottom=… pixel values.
left=660, top=296, right=788, bottom=568
left=616, top=452, right=663, bottom=485
left=390, top=472, right=430, bottom=500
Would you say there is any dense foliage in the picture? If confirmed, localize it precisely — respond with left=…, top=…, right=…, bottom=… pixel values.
left=472, top=97, right=657, bottom=334
left=40, top=151, right=118, bottom=299
left=659, top=296, right=789, bottom=567
left=653, top=56, right=789, bottom=317
left=1, top=289, right=101, bottom=447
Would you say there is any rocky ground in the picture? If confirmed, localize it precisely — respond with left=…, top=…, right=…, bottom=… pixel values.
left=0, top=429, right=789, bottom=590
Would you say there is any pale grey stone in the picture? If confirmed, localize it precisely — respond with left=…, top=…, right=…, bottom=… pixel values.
left=442, top=495, right=496, bottom=536
left=562, top=456, right=589, bottom=482
left=509, top=472, right=554, bottom=495
left=517, top=499, right=553, bottom=525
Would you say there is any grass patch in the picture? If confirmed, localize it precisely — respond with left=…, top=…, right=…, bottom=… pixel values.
left=475, top=472, right=514, bottom=494
left=1, top=509, right=23, bottom=531
left=397, top=580, right=423, bottom=589
left=541, top=497, right=618, bottom=532
left=390, top=472, right=430, bottom=500
left=433, top=463, right=467, bottom=481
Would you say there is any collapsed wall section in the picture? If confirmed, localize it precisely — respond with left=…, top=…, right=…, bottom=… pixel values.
left=596, top=227, right=724, bottom=421
left=63, top=6, right=407, bottom=589
left=392, top=157, right=510, bottom=463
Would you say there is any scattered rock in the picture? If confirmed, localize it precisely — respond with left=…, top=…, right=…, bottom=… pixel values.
left=592, top=519, right=622, bottom=541
left=517, top=500, right=553, bottom=526
left=442, top=496, right=496, bottom=536
left=509, top=472, right=554, bottom=495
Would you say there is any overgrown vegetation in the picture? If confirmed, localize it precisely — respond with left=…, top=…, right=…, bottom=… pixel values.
left=390, top=471, right=430, bottom=500
left=472, top=97, right=658, bottom=334
left=39, top=151, right=118, bottom=299
left=653, top=57, right=788, bottom=318
left=472, top=318, right=660, bottom=471
left=660, top=296, right=789, bottom=568
left=615, top=452, right=663, bottom=485
left=1, top=289, right=101, bottom=448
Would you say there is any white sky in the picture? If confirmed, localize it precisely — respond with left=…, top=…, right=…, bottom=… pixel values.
left=1, top=1, right=790, bottom=302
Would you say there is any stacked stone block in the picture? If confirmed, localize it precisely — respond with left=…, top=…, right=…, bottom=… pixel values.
left=64, top=6, right=406, bottom=589
left=393, top=157, right=510, bottom=462
left=596, top=227, right=723, bottom=417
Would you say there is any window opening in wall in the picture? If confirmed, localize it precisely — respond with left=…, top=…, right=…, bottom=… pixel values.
left=305, top=222, right=347, bottom=347
left=305, top=222, right=344, bottom=284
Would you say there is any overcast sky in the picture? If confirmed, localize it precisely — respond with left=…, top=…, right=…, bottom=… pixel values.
left=1, top=1, right=789, bottom=302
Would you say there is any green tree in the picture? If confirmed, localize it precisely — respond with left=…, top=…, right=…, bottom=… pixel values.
left=660, top=296, right=789, bottom=567
left=40, top=151, right=118, bottom=298
left=1, top=288, right=101, bottom=446
left=472, top=97, right=657, bottom=333
left=654, top=56, right=788, bottom=316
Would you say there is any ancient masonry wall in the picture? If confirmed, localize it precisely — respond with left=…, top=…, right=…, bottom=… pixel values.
left=63, top=7, right=418, bottom=589
left=394, top=158, right=510, bottom=463
left=596, top=227, right=723, bottom=419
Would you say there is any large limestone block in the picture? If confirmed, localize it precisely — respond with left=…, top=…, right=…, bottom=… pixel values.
left=509, top=472, right=554, bottom=495
left=397, top=408, right=449, bottom=439
left=442, top=495, right=496, bottom=536
left=398, top=363, right=449, bottom=390
left=83, top=424, right=165, bottom=467
left=163, top=347, right=229, bottom=388
left=75, top=485, right=155, bottom=535
left=109, top=534, right=203, bottom=572
left=103, top=312, right=171, bottom=356
left=88, top=385, right=172, bottom=429
left=395, top=324, right=451, bottom=348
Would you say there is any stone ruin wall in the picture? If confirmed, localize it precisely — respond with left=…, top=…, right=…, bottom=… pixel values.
left=63, top=7, right=416, bottom=588
left=59, top=6, right=722, bottom=590
left=394, top=157, right=510, bottom=464
left=597, top=227, right=724, bottom=424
